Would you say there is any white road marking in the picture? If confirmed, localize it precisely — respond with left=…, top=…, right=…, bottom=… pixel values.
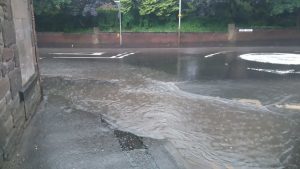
left=118, top=53, right=135, bottom=58
left=52, top=52, right=135, bottom=59
left=49, top=52, right=104, bottom=56
left=53, top=57, right=113, bottom=59
left=240, top=53, right=300, bottom=65
left=247, top=68, right=300, bottom=74
left=110, top=52, right=128, bottom=58
left=204, top=51, right=232, bottom=58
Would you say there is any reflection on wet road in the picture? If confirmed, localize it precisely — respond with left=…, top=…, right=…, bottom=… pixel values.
left=40, top=48, right=300, bottom=169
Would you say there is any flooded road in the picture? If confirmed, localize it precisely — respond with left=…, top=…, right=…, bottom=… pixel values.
left=40, top=48, right=300, bottom=169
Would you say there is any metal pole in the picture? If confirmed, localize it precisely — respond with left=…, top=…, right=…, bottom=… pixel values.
left=178, top=0, right=182, bottom=47
left=115, top=1, right=122, bottom=46
left=119, top=2, right=122, bottom=46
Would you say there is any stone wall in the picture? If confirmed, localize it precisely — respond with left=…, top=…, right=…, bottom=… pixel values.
left=0, top=0, right=41, bottom=168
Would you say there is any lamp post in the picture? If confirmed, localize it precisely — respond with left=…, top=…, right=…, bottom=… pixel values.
left=178, top=0, right=182, bottom=46
left=114, top=0, right=122, bottom=46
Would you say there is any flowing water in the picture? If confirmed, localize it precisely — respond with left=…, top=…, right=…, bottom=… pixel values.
left=42, top=50, right=300, bottom=169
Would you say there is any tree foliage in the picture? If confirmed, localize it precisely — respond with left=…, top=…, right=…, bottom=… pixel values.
left=139, top=0, right=178, bottom=17
left=33, top=0, right=300, bottom=32
left=267, top=0, right=300, bottom=15
left=34, top=0, right=72, bottom=15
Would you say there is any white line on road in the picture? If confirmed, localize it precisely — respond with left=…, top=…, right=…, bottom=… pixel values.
left=52, top=52, right=135, bottom=59
left=204, top=51, right=232, bottom=58
left=118, top=53, right=135, bottom=59
left=53, top=57, right=113, bottom=59
left=49, top=52, right=104, bottom=56
left=110, top=52, right=128, bottom=58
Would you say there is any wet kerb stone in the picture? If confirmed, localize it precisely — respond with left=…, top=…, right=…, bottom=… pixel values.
left=114, top=130, right=147, bottom=151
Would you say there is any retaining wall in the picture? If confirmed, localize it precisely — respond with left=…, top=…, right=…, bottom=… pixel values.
left=37, top=28, right=300, bottom=48
left=37, top=32, right=229, bottom=48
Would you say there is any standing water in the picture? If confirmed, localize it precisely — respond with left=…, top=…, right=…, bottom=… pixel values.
left=42, top=49, right=300, bottom=169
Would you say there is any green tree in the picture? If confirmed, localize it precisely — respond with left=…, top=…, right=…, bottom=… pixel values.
left=121, top=0, right=178, bottom=27
left=139, top=0, right=178, bottom=18
left=185, top=0, right=254, bottom=22
left=267, top=0, right=300, bottom=27
left=121, top=0, right=141, bottom=27
left=34, top=0, right=72, bottom=15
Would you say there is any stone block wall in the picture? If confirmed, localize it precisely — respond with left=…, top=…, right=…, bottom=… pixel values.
left=0, top=0, right=41, bottom=168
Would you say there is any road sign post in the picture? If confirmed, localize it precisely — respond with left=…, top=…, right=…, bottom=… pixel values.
left=114, top=1, right=122, bottom=46
left=178, top=0, right=182, bottom=47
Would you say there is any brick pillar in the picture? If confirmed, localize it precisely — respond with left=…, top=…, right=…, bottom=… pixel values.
left=228, top=23, right=237, bottom=43
left=92, top=27, right=100, bottom=45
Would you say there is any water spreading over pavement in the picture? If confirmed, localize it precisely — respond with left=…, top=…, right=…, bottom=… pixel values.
left=41, top=50, right=300, bottom=169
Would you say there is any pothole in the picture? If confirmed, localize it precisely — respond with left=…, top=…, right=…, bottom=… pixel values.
left=114, top=130, right=147, bottom=151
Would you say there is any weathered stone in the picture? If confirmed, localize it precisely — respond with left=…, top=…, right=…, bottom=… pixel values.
left=0, top=4, right=3, bottom=56
left=13, top=103, right=25, bottom=128
left=2, top=127, right=18, bottom=161
left=0, top=6, right=4, bottom=18
left=0, top=5, right=4, bottom=24
left=1, top=0, right=13, bottom=20
left=0, top=96, right=6, bottom=114
left=2, top=47, right=14, bottom=62
left=8, top=68, right=22, bottom=99
left=2, top=20, right=16, bottom=47
left=0, top=32, right=3, bottom=60
left=0, top=63, right=7, bottom=77
left=13, top=19, right=25, bottom=41
left=0, top=63, right=3, bottom=77
left=0, top=111, right=14, bottom=147
left=4, top=90, right=11, bottom=104
left=0, top=77, right=9, bottom=99
left=5, top=61, right=14, bottom=72
left=11, top=0, right=29, bottom=20
left=0, top=149, right=3, bottom=168
left=0, top=98, right=24, bottom=163
left=8, top=96, right=25, bottom=127
left=12, top=44, right=19, bottom=67
left=1, top=61, right=15, bottom=77
left=2, top=113, right=26, bottom=162
left=24, top=80, right=41, bottom=120
left=2, top=114, right=13, bottom=134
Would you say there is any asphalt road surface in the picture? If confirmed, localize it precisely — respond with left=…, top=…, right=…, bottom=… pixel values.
left=5, top=47, right=300, bottom=169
